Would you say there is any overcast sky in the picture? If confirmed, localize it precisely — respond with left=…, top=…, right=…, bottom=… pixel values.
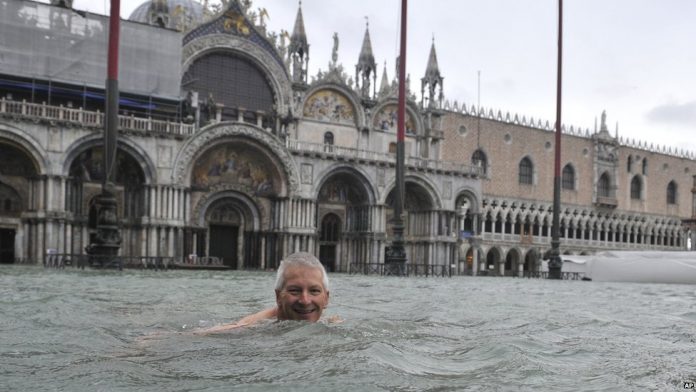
left=68, top=0, right=696, bottom=153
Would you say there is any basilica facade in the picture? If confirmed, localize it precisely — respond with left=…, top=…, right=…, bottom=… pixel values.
left=0, top=0, right=692, bottom=275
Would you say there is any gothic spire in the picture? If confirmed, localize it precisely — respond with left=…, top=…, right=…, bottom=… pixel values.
left=288, top=1, right=309, bottom=84
left=356, top=18, right=377, bottom=99
left=289, top=1, right=309, bottom=58
left=421, top=38, right=444, bottom=109
left=379, top=61, right=390, bottom=97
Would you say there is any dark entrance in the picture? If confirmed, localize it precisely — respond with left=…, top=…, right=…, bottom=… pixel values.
left=0, top=229, right=15, bottom=264
left=319, top=213, right=340, bottom=272
left=209, top=225, right=238, bottom=268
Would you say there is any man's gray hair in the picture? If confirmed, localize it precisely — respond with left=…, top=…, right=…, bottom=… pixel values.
left=274, top=252, right=329, bottom=291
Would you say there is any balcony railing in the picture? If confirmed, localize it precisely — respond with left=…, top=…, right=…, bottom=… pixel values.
left=287, top=139, right=484, bottom=177
left=0, top=98, right=195, bottom=137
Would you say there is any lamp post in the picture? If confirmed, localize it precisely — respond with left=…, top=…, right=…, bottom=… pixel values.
left=547, top=0, right=564, bottom=279
left=385, top=0, right=408, bottom=274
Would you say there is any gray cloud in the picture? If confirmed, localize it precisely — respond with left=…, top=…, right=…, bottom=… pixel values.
left=646, top=101, right=696, bottom=126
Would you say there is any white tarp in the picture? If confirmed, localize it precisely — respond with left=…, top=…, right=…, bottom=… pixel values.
left=0, top=1, right=182, bottom=99
left=543, top=251, right=696, bottom=284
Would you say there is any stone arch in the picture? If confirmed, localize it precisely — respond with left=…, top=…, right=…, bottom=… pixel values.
left=381, top=174, right=442, bottom=209
left=314, top=164, right=376, bottom=205
left=194, top=190, right=264, bottom=269
left=524, top=248, right=540, bottom=273
left=181, top=34, right=291, bottom=114
left=485, top=246, right=503, bottom=274
left=195, top=190, right=261, bottom=230
left=62, top=134, right=156, bottom=184
left=371, top=99, right=424, bottom=136
left=0, top=126, right=48, bottom=175
left=173, top=123, right=298, bottom=195
left=505, top=247, right=522, bottom=276
left=301, top=84, right=364, bottom=127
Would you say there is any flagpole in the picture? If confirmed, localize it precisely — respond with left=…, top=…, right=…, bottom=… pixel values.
left=548, top=0, right=563, bottom=279
left=385, top=0, right=408, bottom=273
left=86, top=0, right=122, bottom=265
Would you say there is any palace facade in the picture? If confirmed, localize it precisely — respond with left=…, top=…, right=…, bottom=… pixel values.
left=0, top=0, right=693, bottom=275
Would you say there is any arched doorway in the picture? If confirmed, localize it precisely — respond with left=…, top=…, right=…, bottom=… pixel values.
left=207, top=201, right=242, bottom=268
left=316, top=169, right=373, bottom=272
left=68, top=146, right=147, bottom=255
left=385, top=180, right=438, bottom=264
left=506, top=248, right=522, bottom=277
left=525, top=249, right=539, bottom=276
left=0, top=142, right=39, bottom=263
left=486, top=247, right=501, bottom=276
left=319, top=213, right=341, bottom=272
left=190, top=139, right=285, bottom=269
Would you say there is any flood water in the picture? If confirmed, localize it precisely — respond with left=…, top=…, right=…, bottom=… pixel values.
left=1, top=265, right=695, bottom=391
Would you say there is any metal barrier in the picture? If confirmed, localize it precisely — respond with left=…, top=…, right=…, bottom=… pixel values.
left=349, top=263, right=451, bottom=277
left=523, top=271, right=585, bottom=280
left=44, top=253, right=176, bottom=270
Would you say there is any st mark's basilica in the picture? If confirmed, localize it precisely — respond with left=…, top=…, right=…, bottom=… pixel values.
left=0, top=0, right=694, bottom=275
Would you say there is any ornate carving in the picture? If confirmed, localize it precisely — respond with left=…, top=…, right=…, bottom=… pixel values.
left=172, top=123, right=299, bottom=195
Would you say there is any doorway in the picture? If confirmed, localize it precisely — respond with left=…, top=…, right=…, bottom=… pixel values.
left=209, top=225, right=238, bottom=268
left=319, top=213, right=340, bottom=272
left=0, top=229, right=15, bottom=264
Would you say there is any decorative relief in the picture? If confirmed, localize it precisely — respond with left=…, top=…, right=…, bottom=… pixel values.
left=301, top=163, right=313, bottom=185
left=303, top=90, right=355, bottom=124
left=373, top=104, right=416, bottom=134
left=157, top=145, right=172, bottom=168
left=172, top=123, right=299, bottom=195
left=377, top=168, right=385, bottom=187
left=443, top=181, right=452, bottom=200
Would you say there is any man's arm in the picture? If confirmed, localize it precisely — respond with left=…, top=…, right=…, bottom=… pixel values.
left=194, top=307, right=278, bottom=334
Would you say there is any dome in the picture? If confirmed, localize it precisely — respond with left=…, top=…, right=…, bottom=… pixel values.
left=128, top=0, right=205, bottom=31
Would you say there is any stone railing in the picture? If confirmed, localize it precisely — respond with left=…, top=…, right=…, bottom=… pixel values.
left=286, top=139, right=483, bottom=177
left=0, top=98, right=195, bottom=137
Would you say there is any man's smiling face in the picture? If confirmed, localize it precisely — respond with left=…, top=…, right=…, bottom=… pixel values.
left=275, top=265, right=329, bottom=322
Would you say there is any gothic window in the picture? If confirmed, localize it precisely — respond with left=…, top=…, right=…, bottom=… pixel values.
left=562, top=164, right=575, bottom=190
left=630, top=175, right=642, bottom=200
left=518, top=157, right=533, bottom=185
left=472, top=149, right=488, bottom=174
left=324, top=132, right=334, bottom=145
left=627, top=156, right=633, bottom=172
left=667, top=181, right=677, bottom=204
left=598, top=173, right=611, bottom=198
left=642, top=159, right=648, bottom=175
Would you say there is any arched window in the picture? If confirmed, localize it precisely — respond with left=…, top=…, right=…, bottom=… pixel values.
left=562, top=164, right=575, bottom=190
left=598, top=173, right=611, bottom=197
left=630, top=175, right=642, bottom=200
left=518, top=157, right=533, bottom=185
left=627, top=156, right=633, bottom=172
left=323, top=132, right=334, bottom=145
left=667, top=181, right=677, bottom=204
left=642, top=159, right=648, bottom=175
left=472, top=149, right=488, bottom=174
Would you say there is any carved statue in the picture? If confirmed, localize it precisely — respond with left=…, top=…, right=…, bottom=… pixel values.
left=331, top=32, right=339, bottom=64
